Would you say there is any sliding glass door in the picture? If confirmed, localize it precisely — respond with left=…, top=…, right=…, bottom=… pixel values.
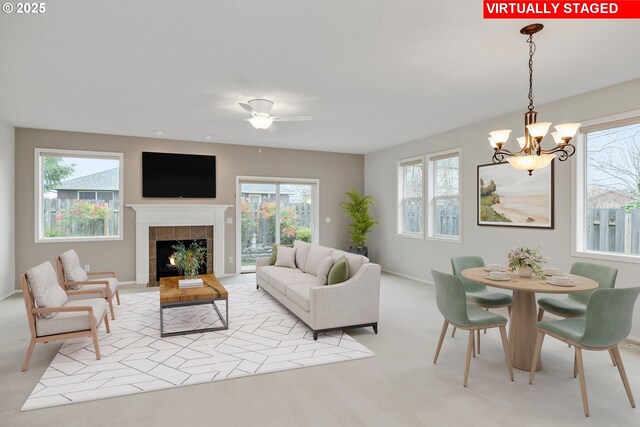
left=239, top=179, right=317, bottom=273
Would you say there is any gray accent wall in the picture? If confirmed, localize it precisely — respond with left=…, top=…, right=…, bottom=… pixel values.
left=15, top=129, right=364, bottom=284
left=0, top=119, right=15, bottom=300
left=364, top=78, right=640, bottom=339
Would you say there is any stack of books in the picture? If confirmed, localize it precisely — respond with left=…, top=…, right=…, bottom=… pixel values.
left=178, top=278, right=204, bottom=289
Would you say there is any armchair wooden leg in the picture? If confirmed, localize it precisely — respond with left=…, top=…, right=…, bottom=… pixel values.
left=499, top=325, right=514, bottom=382
left=575, top=347, right=590, bottom=417
left=433, top=320, right=449, bottom=364
left=464, top=330, right=474, bottom=387
left=89, top=316, right=101, bottom=360
left=529, top=331, right=545, bottom=385
left=21, top=338, right=36, bottom=372
left=608, top=349, right=617, bottom=367
left=104, top=313, right=111, bottom=333
left=476, top=329, right=481, bottom=354
left=611, top=346, right=636, bottom=408
left=451, top=326, right=457, bottom=338
left=537, top=307, right=544, bottom=321
left=107, top=296, right=115, bottom=320
left=115, top=289, right=121, bottom=305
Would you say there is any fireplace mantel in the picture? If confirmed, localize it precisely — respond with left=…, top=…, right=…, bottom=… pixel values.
left=127, top=204, right=231, bottom=284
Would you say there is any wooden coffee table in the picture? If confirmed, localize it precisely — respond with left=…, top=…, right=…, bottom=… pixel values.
left=159, top=274, right=228, bottom=337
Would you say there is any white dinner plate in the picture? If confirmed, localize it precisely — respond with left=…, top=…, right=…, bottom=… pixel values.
left=485, top=274, right=510, bottom=282
left=544, top=271, right=564, bottom=276
left=545, top=279, right=575, bottom=287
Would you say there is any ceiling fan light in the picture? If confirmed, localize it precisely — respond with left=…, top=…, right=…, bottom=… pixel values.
left=516, top=136, right=526, bottom=149
left=507, top=153, right=555, bottom=172
left=249, top=115, right=273, bottom=130
left=526, top=122, right=552, bottom=138
left=555, top=123, right=581, bottom=139
left=489, top=129, right=511, bottom=144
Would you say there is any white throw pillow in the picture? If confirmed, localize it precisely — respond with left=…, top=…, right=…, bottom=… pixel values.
left=26, top=262, right=69, bottom=318
left=60, top=249, right=87, bottom=289
left=293, top=240, right=312, bottom=272
left=315, top=256, right=335, bottom=285
left=304, top=245, right=334, bottom=276
left=275, top=246, right=297, bottom=268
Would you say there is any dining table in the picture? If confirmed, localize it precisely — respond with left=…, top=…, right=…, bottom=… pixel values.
left=461, top=267, right=598, bottom=371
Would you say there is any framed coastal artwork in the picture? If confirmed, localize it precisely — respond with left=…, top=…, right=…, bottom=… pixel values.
left=477, top=161, right=554, bottom=229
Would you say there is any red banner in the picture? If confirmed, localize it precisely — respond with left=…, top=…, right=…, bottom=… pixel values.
left=484, top=1, right=640, bottom=19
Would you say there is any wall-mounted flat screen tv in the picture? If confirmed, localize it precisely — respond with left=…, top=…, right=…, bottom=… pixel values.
left=142, top=152, right=216, bottom=198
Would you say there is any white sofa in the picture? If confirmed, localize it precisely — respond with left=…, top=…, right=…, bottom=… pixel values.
left=256, top=240, right=381, bottom=340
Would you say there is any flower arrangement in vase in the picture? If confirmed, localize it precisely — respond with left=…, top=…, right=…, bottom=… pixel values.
left=507, top=245, right=548, bottom=278
left=171, top=241, right=206, bottom=279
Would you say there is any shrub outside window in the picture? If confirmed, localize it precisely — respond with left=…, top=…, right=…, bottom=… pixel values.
left=35, top=148, right=123, bottom=242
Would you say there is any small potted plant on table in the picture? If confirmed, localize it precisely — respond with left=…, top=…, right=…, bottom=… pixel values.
left=171, top=241, right=206, bottom=279
left=507, top=245, right=548, bottom=278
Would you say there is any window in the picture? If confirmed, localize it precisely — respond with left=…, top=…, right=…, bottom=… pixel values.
left=397, top=157, right=424, bottom=237
left=35, top=148, right=123, bottom=242
left=428, top=149, right=461, bottom=241
left=576, top=113, right=640, bottom=260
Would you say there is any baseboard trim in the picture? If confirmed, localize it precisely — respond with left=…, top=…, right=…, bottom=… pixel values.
left=382, top=269, right=433, bottom=286
left=0, top=289, right=16, bottom=301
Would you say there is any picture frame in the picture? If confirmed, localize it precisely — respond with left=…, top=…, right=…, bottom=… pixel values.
left=477, top=161, right=554, bottom=229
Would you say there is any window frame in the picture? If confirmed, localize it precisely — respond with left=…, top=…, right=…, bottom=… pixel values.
left=573, top=109, right=640, bottom=264
left=34, top=148, right=124, bottom=243
left=427, top=147, right=462, bottom=243
left=396, top=156, right=425, bottom=238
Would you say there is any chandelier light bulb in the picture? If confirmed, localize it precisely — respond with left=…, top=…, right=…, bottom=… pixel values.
left=489, top=129, right=511, bottom=144
left=516, top=136, right=526, bottom=149
left=554, top=123, right=581, bottom=139
left=526, top=122, right=552, bottom=138
left=488, top=136, right=497, bottom=148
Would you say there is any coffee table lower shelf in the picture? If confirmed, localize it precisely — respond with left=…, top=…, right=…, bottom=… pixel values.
left=160, top=297, right=228, bottom=338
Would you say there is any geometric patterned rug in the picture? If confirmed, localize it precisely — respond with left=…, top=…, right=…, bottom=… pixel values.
left=22, top=284, right=375, bottom=411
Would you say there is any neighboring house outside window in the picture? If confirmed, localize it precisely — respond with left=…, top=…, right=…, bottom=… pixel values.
left=576, top=114, right=640, bottom=261
left=36, top=148, right=123, bottom=242
left=427, top=148, right=461, bottom=241
left=397, top=156, right=424, bottom=237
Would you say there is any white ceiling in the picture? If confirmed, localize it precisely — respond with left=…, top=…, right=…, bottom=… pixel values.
left=1, top=1, right=640, bottom=154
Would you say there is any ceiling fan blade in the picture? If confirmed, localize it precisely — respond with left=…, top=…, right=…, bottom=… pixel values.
left=210, top=118, right=246, bottom=122
left=271, top=115, right=312, bottom=122
left=267, top=123, right=278, bottom=132
left=238, top=103, right=258, bottom=116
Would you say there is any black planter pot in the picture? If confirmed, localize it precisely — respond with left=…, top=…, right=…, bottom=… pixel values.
left=349, top=246, right=368, bottom=257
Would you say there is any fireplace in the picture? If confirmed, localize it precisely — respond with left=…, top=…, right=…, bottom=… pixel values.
left=156, top=239, right=207, bottom=281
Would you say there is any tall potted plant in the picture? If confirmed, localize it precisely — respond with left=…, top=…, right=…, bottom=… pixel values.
left=340, top=189, right=379, bottom=257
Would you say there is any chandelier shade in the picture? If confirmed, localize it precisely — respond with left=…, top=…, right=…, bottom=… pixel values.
left=487, top=24, right=580, bottom=175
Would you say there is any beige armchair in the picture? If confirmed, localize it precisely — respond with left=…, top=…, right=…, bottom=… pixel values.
left=21, top=262, right=110, bottom=372
left=55, top=249, right=121, bottom=320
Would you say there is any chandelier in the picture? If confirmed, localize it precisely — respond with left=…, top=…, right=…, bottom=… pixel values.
left=488, top=24, right=580, bottom=175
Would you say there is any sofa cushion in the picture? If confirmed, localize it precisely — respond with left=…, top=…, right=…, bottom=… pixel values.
left=315, top=256, right=334, bottom=285
left=286, top=284, right=311, bottom=312
left=269, top=244, right=293, bottom=265
left=271, top=272, right=317, bottom=295
left=26, top=262, right=69, bottom=318
left=328, top=255, right=350, bottom=285
left=305, top=245, right=334, bottom=276
left=275, top=246, right=297, bottom=268
left=36, top=298, right=107, bottom=337
left=293, top=240, right=312, bottom=272
left=60, top=250, right=88, bottom=285
left=332, top=250, right=369, bottom=279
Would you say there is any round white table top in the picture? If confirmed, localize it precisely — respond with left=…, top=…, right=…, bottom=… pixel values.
left=461, top=267, right=598, bottom=294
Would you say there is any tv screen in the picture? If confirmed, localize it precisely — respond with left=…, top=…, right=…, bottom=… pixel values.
left=142, top=152, right=216, bottom=198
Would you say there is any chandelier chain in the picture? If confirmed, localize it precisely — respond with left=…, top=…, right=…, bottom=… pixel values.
left=527, top=34, right=536, bottom=112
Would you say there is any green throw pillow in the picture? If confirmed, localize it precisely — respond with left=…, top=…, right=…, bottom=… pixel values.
left=269, top=244, right=293, bottom=265
left=328, top=255, right=349, bottom=285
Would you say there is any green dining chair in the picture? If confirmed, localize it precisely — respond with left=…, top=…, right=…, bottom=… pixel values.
left=451, top=256, right=513, bottom=353
left=537, top=262, right=618, bottom=321
left=529, top=286, right=640, bottom=417
left=432, top=269, right=514, bottom=387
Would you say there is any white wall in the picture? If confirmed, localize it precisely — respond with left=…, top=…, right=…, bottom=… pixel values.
left=0, top=119, right=15, bottom=299
left=365, top=78, right=640, bottom=339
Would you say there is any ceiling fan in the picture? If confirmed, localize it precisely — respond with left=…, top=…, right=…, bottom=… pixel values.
left=235, top=99, right=312, bottom=131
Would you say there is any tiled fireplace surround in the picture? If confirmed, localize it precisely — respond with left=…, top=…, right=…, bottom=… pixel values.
left=148, top=225, right=214, bottom=285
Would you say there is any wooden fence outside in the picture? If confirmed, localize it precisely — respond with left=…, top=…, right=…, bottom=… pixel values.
left=43, top=199, right=120, bottom=237
left=586, top=208, right=640, bottom=254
